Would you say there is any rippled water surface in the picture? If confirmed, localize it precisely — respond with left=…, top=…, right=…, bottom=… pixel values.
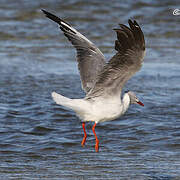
left=0, top=0, right=180, bottom=179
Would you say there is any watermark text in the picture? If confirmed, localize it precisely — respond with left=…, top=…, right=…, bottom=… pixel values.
left=173, top=9, right=180, bottom=15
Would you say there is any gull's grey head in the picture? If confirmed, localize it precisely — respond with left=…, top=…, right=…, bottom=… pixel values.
left=126, top=91, right=144, bottom=106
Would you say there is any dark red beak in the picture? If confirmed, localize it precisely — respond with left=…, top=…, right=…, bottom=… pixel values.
left=137, top=101, right=144, bottom=106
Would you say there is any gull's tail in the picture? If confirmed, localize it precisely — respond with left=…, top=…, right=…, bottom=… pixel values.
left=51, top=92, right=86, bottom=112
left=52, top=92, right=73, bottom=109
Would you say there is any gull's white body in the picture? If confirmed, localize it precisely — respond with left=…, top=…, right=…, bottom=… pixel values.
left=52, top=92, right=130, bottom=123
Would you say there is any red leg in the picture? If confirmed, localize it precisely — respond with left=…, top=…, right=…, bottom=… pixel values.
left=92, top=123, right=99, bottom=152
left=81, top=122, right=87, bottom=147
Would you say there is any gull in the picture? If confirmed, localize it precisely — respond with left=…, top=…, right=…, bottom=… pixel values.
left=42, top=9, right=145, bottom=152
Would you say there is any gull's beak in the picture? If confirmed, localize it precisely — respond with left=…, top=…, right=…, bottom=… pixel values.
left=137, top=101, right=144, bottom=106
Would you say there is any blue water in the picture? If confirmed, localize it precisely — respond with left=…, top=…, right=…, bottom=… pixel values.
left=0, top=0, right=180, bottom=179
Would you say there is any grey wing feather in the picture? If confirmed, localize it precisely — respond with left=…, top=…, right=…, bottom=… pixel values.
left=42, top=9, right=106, bottom=93
left=86, top=19, right=145, bottom=99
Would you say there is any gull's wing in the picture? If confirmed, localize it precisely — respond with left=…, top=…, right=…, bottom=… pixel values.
left=86, top=20, right=145, bottom=99
left=42, top=9, right=106, bottom=93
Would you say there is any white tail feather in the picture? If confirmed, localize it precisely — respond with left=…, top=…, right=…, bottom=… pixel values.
left=51, top=92, right=87, bottom=112
left=52, top=92, right=72, bottom=106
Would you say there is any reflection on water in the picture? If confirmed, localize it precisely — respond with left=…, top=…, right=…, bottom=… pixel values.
left=0, top=0, right=180, bottom=179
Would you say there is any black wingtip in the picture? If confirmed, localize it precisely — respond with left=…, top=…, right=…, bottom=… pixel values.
left=114, top=19, right=145, bottom=52
left=41, top=9, right=59, bottom=22
left=128, top=19, right=140, bottom=28
left=41, top=9, right=46, bottom=13
left=41, top=9, right=72, bottom=27
left=41, top=9, right=49, bottom=16
left=128, top=19, right=133, bottom=24
left=113, top=28, right=119, bottom=31
left=133, top=20, right=139, bottom=27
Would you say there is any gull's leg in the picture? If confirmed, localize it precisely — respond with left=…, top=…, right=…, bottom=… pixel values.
left=92, top=123, right=99, bottom=152
left=81, top=122, right=87, bottom=147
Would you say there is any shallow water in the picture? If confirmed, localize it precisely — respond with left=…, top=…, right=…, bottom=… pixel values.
left=0, top=0, right=180, bottom=179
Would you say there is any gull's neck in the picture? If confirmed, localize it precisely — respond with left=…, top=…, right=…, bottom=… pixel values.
left=121, top=93, right=130, bottom=114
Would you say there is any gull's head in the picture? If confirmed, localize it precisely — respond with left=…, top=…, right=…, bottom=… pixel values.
left=126, top=91, right=144, bottom=106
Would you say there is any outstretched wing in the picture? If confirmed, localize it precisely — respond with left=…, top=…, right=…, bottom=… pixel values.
left=86, top=20, right=145, bottom=99
left=42, top=9, right=106, bottom=93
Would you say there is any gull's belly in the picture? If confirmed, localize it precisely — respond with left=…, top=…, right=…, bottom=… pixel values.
left=76, top=100, right=122, bottom=123
left=93, top=103, right=122, bottom=122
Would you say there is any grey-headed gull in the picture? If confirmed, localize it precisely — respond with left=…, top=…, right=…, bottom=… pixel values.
left=42, top=9, right=145, bottom=152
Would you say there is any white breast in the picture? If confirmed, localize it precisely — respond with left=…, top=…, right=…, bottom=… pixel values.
left=75, top=96, right=123, bottom=123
